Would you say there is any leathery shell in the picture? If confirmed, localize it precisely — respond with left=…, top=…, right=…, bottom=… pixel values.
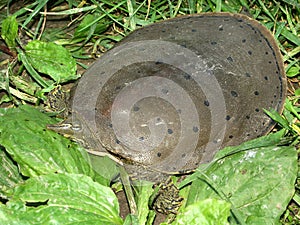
left=70, top=13, right=286, bottom=179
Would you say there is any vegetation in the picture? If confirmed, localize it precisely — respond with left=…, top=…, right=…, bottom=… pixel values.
left=0, top=0, right=299, bottom=224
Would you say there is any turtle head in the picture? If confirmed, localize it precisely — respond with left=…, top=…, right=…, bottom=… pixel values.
left=47, top=117, right=82, bottom=138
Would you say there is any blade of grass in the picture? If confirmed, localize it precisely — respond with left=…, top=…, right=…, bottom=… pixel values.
left=21, top=0, right=49, bottom=29
left=281, top=27, right=300, bottom=46
left=216, top=0, right=222, bottom=12
left=257, top=0, right=275, bottom=21
left=90, top=0, right=128, bottom=33
left=127, top=0, right=137, bottom=30
left=187, top=0, right=196, bottom=14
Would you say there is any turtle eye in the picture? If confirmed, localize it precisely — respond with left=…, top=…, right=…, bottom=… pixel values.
left=71, top=123, right=82, bottom=131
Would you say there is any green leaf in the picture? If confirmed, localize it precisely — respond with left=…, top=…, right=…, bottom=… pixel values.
left=24, top=40, right=78, bottom=83
left=0, top=149, right=23, bottom=195
left=286, top=65, right=300, bottom=77
left=1, top=15, right=18, bottom=48
left=171, top=199, right=231, bottom=225
left=187, top=145, right=297, bottom=224
left=2, top=173, right=123, bottom=225
left=0, top=105, right=94, bottom=179
left=134, top=181, right=154, bottom=225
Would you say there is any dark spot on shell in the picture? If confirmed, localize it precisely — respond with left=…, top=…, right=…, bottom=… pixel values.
left=229, top=135, right=233, bottom=139
left=245, top=72, right=251, bottom=77
left=254, top=91, right=259, bottom=95
left=184, top=74, right=191, bottom=80
left=116, top=139, right=120, bottom=144
left=204, top=100, right=210, bottom=106
left=177, top=109, right=182, bottom=114
left=227, top=56, right=233, bottom=62
left=162, top=88, right=169, bottom=94
left=193, top=126, right=199, bottom=132
left=161, top=29, right=166, bottom=33
left=139, top=136, right=144, bottom=141
left=246, top=115, right=250, bottom=119
left=246, top=133, right=250, bottom=137
left=191, top=29, right=196, bottom=32
left=115, top=86, right=121, bottom=90
left=219, top=26, right=224, bottom=31
left=211, top=41, right=217, bottom=45
left=255, top=108, right=259, bottom=112
left=239, top=25, right=243, bottom=28
left=274, top=94, right=277, bottom=98
left=265, top=52, right=269, bottom=55
left=137, top=70, right=141, bottom=73
left=155, top=61, right=163, bottom=65
left=133, top=105, right=140, bottom=111
left=180, top=43, right=187, bottom=48
left=264, top=76, right=268, bottom=80
left=248, top=50, right=252, bottom=55
left=157, top=152, right=161, bottom=157
left=182, top=153, right=186, bottom=158
left=268, top=61, right=272, bottom=64
left=231, top=91, right=238, bottom=97
left=157, top=117, right=161, bottom=122
left=168, top=128, right=173, bottom=134
left=259, top=39, right=262, bottom=42
left=226, top=115, right=231, bottom=121
left=242, top=39, right=246, bottom=43
left=109, top=123, right=113, bottom=128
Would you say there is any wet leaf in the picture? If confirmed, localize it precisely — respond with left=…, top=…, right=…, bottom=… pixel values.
left=1, top=173, right=123, bottom=225
left=1, top=15, right=18, bottom=48
left=187, top=145, right=297, bottom=224
left=169, top=199, right=231, bottom=225
left=24, top=40, right=78, bottom=83
left=0, top=105, right=103, bottom=183
left=0, top=149, right=23, bottom=195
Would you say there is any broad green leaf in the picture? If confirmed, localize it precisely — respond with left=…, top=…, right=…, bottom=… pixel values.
left=0, top=149, right=23, bottom=195
left=0, top=105, right=95, bottom=180
left=286, top=65, right=300, bottom=77
left=2, top=173, right=123, bottom=225
left=169, top=199, right=231, bottom=225
left=24, top=40, right=78, bottom=83
left=1, top=15, right=18, bottom=48
left=187, top=145, right=297, bottom=224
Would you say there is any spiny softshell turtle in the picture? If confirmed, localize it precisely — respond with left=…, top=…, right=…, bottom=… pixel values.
left=48, top=12, right=286, bottom=182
